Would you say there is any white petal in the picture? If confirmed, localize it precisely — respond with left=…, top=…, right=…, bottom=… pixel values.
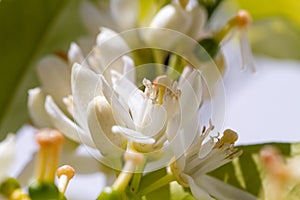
left=37, top=55, right=71, bottom=109
left=129, top=92, right=148, bottom=127
left=101, top=76, right=135, bottom=129
left=183, top=174, right=214, bottom=200
left=112, top=126, right=155, bottom=144
left=45, top=96, right=96, bottom=148
left=168, top=119, right=187, bottom=170
left=87, top=97, right=126, bottom=157
left=137, top=100, right=167, bottom=138
left=110, top=0, right=138, bottom=31
left=27, top=87, right=53, bottom=128
left=111, top=70, right=139, bottom=105
left=68, top=42, right=85, bottom=65
left=239, top=29, right=255, bottom=72
left=187, top=5, right=208, bottom=40
left=80, top=1, right=116, bottom=34
left=122, top=56, right=136, bottom=83
left=71, top=63, right=102, bottom=130
left=95, top=28, right=130, bottom=74
left=0, top=134, right=15, bottom=181
left=178, top=69, right=202, bottom=123
left=180, top=112, right=200, bottom=154
left=197, top=175, right=257, bottom=200
left=144, top=4, right=192, bottom=48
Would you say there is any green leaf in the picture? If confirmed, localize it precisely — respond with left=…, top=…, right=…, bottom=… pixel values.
left=210, top=142, right=295, bottom=197
left=233, top=0, right=300, bottom=60
left=0, top=0, right=86, bottom=139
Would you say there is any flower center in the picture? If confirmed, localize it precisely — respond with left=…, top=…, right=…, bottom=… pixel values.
left=143, top=75, right=181, bottom=106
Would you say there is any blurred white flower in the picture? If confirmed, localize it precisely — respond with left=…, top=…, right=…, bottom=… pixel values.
left=0, top=134, right=15, bottom=183
left=144, top=2, right=208, bottom=47
left=260, top=146, right=300, bottom=200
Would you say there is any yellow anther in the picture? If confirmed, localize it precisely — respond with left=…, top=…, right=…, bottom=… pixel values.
left=57, top=165, right=75, bottom=180
left=215, top=129, right=238, bottom=148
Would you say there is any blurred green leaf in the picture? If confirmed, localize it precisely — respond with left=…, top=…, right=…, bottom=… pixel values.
left=210, top=142, right=300, bottom=198
left=234, top=0, right=300, bottom=60
left=236, top=0, right=300, bottom=25
left=0, top=0, right=86, bottom=139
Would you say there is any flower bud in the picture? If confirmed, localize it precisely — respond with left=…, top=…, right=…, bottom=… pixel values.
left=144, top=4, right=192, bottom=49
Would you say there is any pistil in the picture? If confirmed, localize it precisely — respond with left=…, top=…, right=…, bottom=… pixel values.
left=35, top=129, right=64, bottom=183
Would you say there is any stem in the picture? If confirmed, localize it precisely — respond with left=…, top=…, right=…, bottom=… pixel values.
left=129, top=159, right=146, bottom=193
left=112, top=160, right=136, bottom=192
left=214, top=22, right=234, bottom=43
left=139, top=173, right=175, bottom=196
left=58, top=175, right=69, bottom=194
left=36, top=147, right=47, bottom=182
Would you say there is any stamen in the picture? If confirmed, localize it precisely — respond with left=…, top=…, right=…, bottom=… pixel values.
left=35, top=129, right=64, bottom=182
left=214, top=129, right=238, bottom=149
left=56, top=165, right=75, bottom=194
left=214, top=10, right=255, bottom=72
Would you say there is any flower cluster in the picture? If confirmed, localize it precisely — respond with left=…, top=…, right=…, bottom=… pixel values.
left=1, top=0, right=258, bottom=199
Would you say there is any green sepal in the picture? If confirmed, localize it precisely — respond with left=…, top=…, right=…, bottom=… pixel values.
left=0, top=177, right=21, bottom=197
left=28, top=181, right=59, bottom=200
left=196, top=38, right=220, bottom=58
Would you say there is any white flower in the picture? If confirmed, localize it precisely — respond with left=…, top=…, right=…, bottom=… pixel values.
left=102, top=66, right=202, bottom=156
left=168, top=120, right=256, bottom=200
left=0, top=134, right=15, bottom=182
left=27, top=28, right=133, bottom=165
left=144, top=2, right=208, bottom=49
